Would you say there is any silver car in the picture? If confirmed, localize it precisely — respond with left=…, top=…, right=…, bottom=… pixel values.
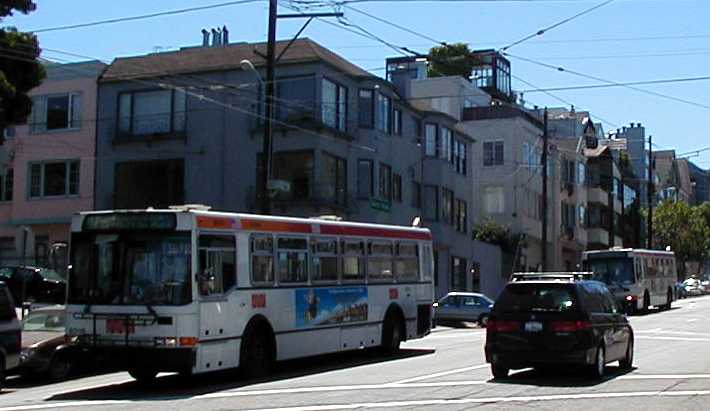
left=433, top=292, right=494, bottom=326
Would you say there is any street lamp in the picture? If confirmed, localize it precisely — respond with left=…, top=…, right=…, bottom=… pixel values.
left=241, top=59, right=274, bottom=213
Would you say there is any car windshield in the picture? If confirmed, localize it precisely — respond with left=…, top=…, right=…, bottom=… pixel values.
left=37, top=268, right=65, bottom=282
left=69, top=232, right=192, bottom=306
left=586, top=258, right=635, bottom=286
left=22, top=311, right=65, bottom=332
left=496, top=284, right=576, bottom=313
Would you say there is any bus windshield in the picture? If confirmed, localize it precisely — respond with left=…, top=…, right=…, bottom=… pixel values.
left=586, top=258, right=635, bottom=286
left=69, top=232, right=192, bottom=306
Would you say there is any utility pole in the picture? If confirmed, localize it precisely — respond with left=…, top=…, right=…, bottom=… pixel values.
left=260, top=0, right=278, bottom=214
left=541, top=108, right=548, bottom=271
left=647, top=135, right=653, bottom=249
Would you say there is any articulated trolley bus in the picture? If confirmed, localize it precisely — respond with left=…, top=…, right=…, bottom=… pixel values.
left=582, top=248, right=677, bottom=313
left=66, top=208, right=435, bottom=382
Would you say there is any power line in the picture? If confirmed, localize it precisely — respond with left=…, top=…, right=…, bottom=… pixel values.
left=521, top=75, right=710, bottom=93
left=505, top=52, right=710, bottom=111
left=500, top=0, right=615, bottom=51
left=28, top=0, right=264, bottom=33
left=343, top=5, right=446, bottom=45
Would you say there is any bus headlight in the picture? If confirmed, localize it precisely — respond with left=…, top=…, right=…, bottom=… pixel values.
left=154, top=337, right=178, bottom=347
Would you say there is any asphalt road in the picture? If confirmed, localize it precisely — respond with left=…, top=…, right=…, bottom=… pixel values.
left=2, top=295, right=710, bottom=411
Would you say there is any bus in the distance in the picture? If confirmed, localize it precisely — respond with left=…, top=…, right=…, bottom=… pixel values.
left=582, top=247, right=676, bottom=314
left=65, top=207, right=435, bottom=382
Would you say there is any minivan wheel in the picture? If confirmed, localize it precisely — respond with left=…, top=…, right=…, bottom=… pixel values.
left=491, top=363, right=509, bottom=379
left=478, top=314, right=489, bottom=328
left=620, top=338, right=634, bottom=370
left=589, top=345, right=606, bottom=379
left=48, top=354, right=73, bottom=381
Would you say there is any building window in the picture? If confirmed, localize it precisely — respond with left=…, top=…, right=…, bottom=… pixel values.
left=579, top=204, right=587, bottom=227
left=562, top=202, right=576, bottom=230
left=115, top=159, right=183, bottom=209
left=378, top=163, right=392, bottom=200
left=392, top=173, right=402, bottom=202
left=322, top=78, right=347, bottom=132
left=358, top=89, right=374, bottom=128
left=118, top=89, right=186, bottom=136
left=393, top=108, right=402, bottom=135
left=578, top=162, right=586, bottom=186
left=451, top=256, right=467, bottom=291
left=30, top=93, right=82, bottom=133
left=376, top=93, right=391, bottom=133
left=442, top=188, right=454, bottom=225
left=275, top=75, right=316, bottom=122
left=454, top=139, right=467, bottom=175
left=425, top=123, right=437, bottom=156
left=440, top=127, right=453, bottom=162
left=29, top=160, right=79, bottom=199
left=273, top=151, right=314, bottom=201
left=412, top=181, right=421, bottom=208
left=423, top=185, right=438, bottom=221
left=483, top=141, right=504, bottom=166
left=484, top=186, right=505, bottom=214
left=357, top=160, right=374, bottom=199
left=0, top=169, right=12, bottom=202
left=322, top=152, right=347, bottom=206
left=455, top=198, right=467, bottom=233
left=562, top=160, right=576, bottom=184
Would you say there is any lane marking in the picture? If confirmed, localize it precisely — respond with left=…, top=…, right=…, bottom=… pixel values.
left=637, top=330, right=710, bottom=337
left=238, top=390, right=710, bottom=411
left=619, top=374, right=710, bottom=380
left=636, top=336, right=710, bottom=342
left=0, top=401, right=129, bottom=411
left=388, top=364, right=489, bottom=384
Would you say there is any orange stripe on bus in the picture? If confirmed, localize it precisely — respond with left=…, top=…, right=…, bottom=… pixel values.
left=320, top=225, right=432, bottom=240
left=197, top=216, right=235, bottom=230
left=240, top=219, right=312, bottom=233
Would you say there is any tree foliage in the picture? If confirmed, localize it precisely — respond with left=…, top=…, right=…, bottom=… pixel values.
left=427, top=43, right=475, bottom=79
left=0, top=0, right=45, bottom=141
left=652, top=200, right=710, bottom=277
left=472, top=219, right=519, bottom=254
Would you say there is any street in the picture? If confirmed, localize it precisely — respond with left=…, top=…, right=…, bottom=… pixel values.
left=2, top=296, right=710, bottom=411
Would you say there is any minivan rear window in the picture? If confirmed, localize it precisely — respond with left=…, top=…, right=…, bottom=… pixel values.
left=495, top=284, right=576, bottom=313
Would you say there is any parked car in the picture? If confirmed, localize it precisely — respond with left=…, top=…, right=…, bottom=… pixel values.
left=675, top=282, right=688, bottom=299
left=485, top=272, right=634, bottom=380
left=17, top=305, right=78, bottom=380
left=0, top=282, right=22, bottom=390
left=0, top=266, right=66, bottom=305
left=683, top=278, right=704, bottom=297
left=434, top=292, right=494, bottom=326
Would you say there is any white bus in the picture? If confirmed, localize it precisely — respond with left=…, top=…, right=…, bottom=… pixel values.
left=582, top=248, right=676, bottom=314
left=65, top=208, right=435, bottom=382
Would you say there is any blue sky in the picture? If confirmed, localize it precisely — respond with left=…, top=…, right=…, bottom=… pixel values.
left=5, top=0, right=710, bottom=166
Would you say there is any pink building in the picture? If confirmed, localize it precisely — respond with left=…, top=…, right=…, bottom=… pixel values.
left=0, top=61, right=105, bottom=268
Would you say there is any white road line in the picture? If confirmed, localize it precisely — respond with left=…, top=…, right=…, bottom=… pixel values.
left=389, top=364, right=489, bottom=384
left=240, top=390, right=710, bottom=411
left=636, top=335, right=710, bottom=342
left=0, top=401, right=130, bottom=411
left=619, top=374, right=710, bottom=380
left=636, top=330, right=710, bottom=337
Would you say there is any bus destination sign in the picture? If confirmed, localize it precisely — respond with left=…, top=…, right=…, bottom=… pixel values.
left=83, top=213, right=177, bottom=231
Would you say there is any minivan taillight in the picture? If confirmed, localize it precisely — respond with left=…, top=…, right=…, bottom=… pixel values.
left=550, top=320, right=592, bottom=332
left=487, top=319, right=520, bottom=333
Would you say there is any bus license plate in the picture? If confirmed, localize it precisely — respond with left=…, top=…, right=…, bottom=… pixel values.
left=106, top=319, right=134, bottom=334
left=524, top=321, right=543, bottom=332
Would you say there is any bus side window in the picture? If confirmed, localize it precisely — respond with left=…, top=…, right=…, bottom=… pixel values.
left=311, top=237, right=338, bottom=283
left=395, top=242, right=418, bottom=281
left=368, top=241, right=393, bottom=281
left=342, top=239, right=365, bottom=282
left=421, top=244, right=433, bottom=281
left=251, top=235, right=274, bottom=285
left=277, top=237, right=308, bottom=284
left=198, top=235, right=236, bottom=296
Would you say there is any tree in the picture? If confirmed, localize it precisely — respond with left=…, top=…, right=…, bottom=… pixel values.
left=652, top=200, right=710, bottom=279
left=427, top=43, right=475, bottom=79
left=0, top=0, right=45, bottom=142
left=472, top=219, right=519, bottom=254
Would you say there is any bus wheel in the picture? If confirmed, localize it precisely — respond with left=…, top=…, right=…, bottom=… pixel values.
left=381, top=312, right=404, bottom=354
left=241, top=326, right=274, bottom=378
left=662, top=289, right=673, bottom=311
left=643, top=292, right=651, bottom=313
left=128, top=368, right=158, bottom=384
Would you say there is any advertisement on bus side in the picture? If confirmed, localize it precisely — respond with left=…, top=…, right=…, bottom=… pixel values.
left=295, top=286, right=368, bottom=328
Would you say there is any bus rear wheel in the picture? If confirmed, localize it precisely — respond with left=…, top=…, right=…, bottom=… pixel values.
left=241, top=326, right=274, bottom=378
left=128, top=368, right=158, bottom=384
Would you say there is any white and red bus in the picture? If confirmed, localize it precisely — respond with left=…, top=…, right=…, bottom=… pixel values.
left=65, top=207, right=434, bottom=382
left=582, top=248, right=676, bottom=313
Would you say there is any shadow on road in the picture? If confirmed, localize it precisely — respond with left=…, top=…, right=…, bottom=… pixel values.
left=46, top=347, right=435, bottom=402
left=433, top=320, right=482, bottom=329
left=492, top=365, right=636, bottom=387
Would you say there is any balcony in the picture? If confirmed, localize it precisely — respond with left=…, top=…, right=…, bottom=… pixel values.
left=587, top=227, right=610, bottom=246
left=587, top=187, right=608, bottom=204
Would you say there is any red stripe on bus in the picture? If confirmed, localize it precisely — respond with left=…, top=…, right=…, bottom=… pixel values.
left=240, top=219, right=312, bottom=233
left=197, top=216, right=235, bottom=230
left=320, top=225, right=431, bottom=240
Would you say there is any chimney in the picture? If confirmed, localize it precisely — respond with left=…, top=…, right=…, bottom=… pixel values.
left=629, top=122, right=634, bottom=128
left=222, top=25, right=229, bottom=45
left=211, top=28, right=219, bottom=46
left=201, top=29, right=210, bottom=47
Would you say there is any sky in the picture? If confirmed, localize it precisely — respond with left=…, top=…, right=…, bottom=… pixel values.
left=4, top=0, right=710, bottom=167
